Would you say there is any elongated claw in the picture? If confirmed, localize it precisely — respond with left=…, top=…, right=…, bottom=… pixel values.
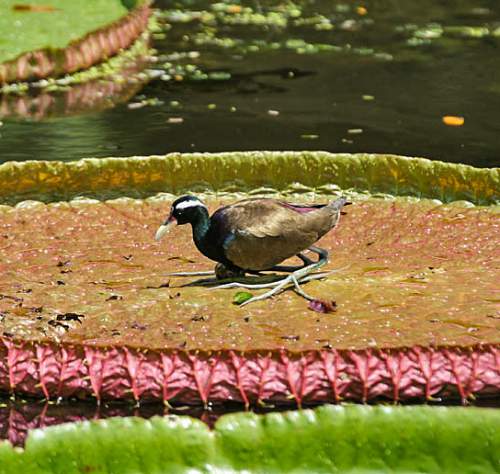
left=239, top=274, right=296, bottom=306
left=290, top=274, right=315, bottom=301
left=210, top=271, right=332, bottom=291
left=166, top=271, right=215, bottom=277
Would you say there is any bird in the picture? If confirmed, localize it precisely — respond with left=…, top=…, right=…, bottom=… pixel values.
left=155, top=195, right=349, bottom=305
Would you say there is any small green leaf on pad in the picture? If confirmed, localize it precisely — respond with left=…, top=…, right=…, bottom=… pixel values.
left=233, top=291, right=253, bottom=305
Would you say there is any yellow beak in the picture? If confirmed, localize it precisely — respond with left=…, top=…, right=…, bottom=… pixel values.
left=155, top=218, right=177, bottom=241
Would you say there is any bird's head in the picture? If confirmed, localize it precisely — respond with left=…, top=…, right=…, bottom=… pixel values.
left=155, top=195, right=208, bottom=241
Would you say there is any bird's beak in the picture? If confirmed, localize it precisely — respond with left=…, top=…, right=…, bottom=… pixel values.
left=155, top=216, right=177, bottom=241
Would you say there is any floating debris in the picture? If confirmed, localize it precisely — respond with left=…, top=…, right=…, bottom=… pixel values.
left=442, top=116, right=465, bottom=126
left=301, top=134, right=319, bottom=140
left=308, top=299, right=337, bottom=314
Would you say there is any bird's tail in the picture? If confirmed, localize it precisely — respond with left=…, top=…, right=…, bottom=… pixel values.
left=327, top=196, right=351, bottom=212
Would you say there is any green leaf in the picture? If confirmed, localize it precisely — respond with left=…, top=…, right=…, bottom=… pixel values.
left=0, top=0, right=129, bottom=64
left=233, top=291, right=253, bottom=305
left=0, top=405, right=499, bottom=473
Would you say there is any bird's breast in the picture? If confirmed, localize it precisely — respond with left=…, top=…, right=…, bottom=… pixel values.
left=193, top=228, right=233, bottom=267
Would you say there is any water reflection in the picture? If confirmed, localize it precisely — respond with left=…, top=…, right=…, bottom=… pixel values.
left=0, top=398, right=270, bottom=446
left=1, top=396, right=498, bottom=446
left=0, top=78, right=146, bottom=121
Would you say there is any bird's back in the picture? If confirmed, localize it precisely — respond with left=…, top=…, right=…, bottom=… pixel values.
left=211, top=198, right=346, bottom=271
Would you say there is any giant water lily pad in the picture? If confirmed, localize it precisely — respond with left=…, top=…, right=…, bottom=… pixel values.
left=0, top=0, right=151, bottom=84
left=0, top=153, right=498, bottom=404
left=0, top=0, right=128, bottom=64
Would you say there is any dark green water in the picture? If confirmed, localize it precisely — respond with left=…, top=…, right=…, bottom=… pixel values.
left=0, top=0, right=499, bottom=166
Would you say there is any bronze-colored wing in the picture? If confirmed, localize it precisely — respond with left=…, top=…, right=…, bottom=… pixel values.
left=216, top=199, right=337, bottom=271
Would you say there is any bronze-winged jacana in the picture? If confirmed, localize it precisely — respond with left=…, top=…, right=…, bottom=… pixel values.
left=155, top=195, right=349, bottom=305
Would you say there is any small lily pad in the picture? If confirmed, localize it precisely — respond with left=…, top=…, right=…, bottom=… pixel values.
left=233, top=291, right=253, bottom=305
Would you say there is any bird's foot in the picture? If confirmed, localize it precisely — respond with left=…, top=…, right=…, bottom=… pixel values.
left=167, top=247, right=346, bottom=306
left=164, top=264, right=246, bottom=281
left=237, top=258, right=328, bottom=306
left=211, top=246, right=338, bottom=306
left=214, top=263, right=245, bottom=280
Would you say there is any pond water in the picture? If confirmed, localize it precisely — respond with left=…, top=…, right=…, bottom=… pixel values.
left=0, top=0, right=499, bottom=167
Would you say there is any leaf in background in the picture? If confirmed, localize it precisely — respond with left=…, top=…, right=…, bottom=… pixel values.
left=308, top=299, right=337, bottom=313
left=233, top=291, right=253, bottom=305
left=13, top=4, right=59, bottom=12
left=0, top=405, right=499, bottom=473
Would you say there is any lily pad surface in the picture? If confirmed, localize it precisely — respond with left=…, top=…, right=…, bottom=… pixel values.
left=0, top=0, right=129, bottom=64
left=0, top=197, right=497, bottom=350
left=0, top=153, right=498, bottom=404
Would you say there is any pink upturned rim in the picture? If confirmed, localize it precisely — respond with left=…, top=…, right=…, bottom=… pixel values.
left=1, top=337, right=498, bottom=405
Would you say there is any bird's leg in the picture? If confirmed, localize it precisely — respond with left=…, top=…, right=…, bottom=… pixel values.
left=264, top=252, right=314, bottom=273
left=211, top=247, right=331, bottom=291
left=308, top=245, right=329, bottom=261
left=299, top=253, right=314, bottom=266
left=249, top=247, right=321, bottom=274
left=210, top=247, right=329, bottom=304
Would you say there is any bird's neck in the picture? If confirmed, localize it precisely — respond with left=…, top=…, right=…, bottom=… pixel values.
left=190, top=210, right=211, bottom=245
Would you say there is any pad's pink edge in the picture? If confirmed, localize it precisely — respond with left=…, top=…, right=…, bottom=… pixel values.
left=1, top=337, right=498, bottom=405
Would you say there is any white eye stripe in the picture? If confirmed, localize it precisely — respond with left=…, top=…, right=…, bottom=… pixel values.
left=175, top=200, right=207, bottom=210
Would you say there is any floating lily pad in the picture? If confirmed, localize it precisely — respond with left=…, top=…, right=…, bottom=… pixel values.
left=0, top=0, right=151, bottom=84
left=0, top=405, right=499, bottom=473
left=0, top=0, right=128, bottom=64
left=0, top=153, right=498, bottom=404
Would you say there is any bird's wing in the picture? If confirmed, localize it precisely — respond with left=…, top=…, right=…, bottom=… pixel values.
left=215, top=199, right=321, bottom=270
left=214, top=199, right=312, bottom=236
